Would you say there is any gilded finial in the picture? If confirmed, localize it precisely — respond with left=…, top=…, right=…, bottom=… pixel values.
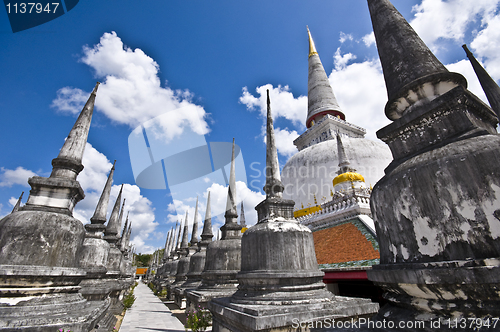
left=307, top=26, right=318, bottom=58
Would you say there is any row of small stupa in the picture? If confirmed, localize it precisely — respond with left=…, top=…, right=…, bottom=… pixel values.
left=0, top=83, right=135, bottom=331
left=155, top=0, right=500, bottom=330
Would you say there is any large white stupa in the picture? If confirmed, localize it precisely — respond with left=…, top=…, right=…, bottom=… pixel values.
left=281, top=28, right=392, bottom=212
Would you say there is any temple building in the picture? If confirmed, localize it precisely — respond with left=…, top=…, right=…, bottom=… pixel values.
left=281, top=28, right=392, bottom=213
left=279, top=28, right=391, bottom=301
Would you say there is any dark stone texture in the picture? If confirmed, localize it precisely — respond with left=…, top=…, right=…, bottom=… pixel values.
left=0, top=211, right=85, bottom=267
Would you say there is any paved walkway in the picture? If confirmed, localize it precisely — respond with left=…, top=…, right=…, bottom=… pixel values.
left=119, top=282, right=185, bottom=332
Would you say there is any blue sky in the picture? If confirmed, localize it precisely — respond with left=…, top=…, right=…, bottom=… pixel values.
left=1, top=0, right=499, bottom=253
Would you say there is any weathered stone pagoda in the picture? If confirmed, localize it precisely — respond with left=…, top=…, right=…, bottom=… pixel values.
left=180, top=193, right=214, bottom=305
left=186, top=139, right=242, bottom=309
left=78, top=161, right=116, bottom=331
left=0, top=83, right=109, bottom=332
left=167, top=211, right=190, bottom=300
left=209, top=91, right=378, bottom=332
left=363, top=0, right=500, bottom=328
left=174, top=201, right=201, bottom=308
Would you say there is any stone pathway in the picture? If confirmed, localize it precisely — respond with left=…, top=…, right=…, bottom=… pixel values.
left=119, top=282, right=185, bottom=332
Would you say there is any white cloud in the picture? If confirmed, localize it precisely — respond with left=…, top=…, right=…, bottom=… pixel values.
left=470, top=14, right=500, bottom=80
left=240, top=84, right=307, bottom=129
left=167, top=181, right=265, bottom=238
left=0, top=167, right=37, bottom=187
left=409, top=0, right=500, bottom=53
left=71, top=142, right=157, bottom=254
left=8, top=196, right=19, bottom=208
left=329, top=54, right=390, bottom=140
left=272, top=128, right=299, bottom=158
left=339, top=32, right=354, bottom=44
left=51, top=87, right=89, bottom=115
left=52, top=31, right=209, bottom=143
left=240, top=84, right=307, bottom=157
left=446, top=60, right=488, bottom=103
left=333, top=48, right=357, bottom=71
left=362, top=32, right=376, bottom=47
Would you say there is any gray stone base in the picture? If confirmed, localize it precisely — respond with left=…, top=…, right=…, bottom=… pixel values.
left=185, top=287, right=237, bottom=310
left=0, top=293, right=109, bottom=332
left=210, top=296, right=379, bottom=332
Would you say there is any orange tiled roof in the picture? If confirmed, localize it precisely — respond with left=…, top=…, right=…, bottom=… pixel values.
left=136, top=267, right=148, bottom=275
left=312, top=220, right=379, bottom=265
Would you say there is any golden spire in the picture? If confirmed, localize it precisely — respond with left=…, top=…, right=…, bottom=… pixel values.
left=307, top=26, right=318, bottom=58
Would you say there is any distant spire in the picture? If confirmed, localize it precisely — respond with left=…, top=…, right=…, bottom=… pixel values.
left=221, top=139, right=242, bottom=240
left=50, top=82, right=100, bottom=180
left=176, top=219, right=183, bottom=251
left=121, top=211, right=129, bottom=238
left=306, top=27, right=345, bottom=128
left=180, top=211, right=189, bottom=251
left=170, top=222, right=179, bottom=258
left=463, top=44, right=500, bottom=121
left=263, top=90, right=284, bottom=198
left=104, top=184, right=123, bottom=243
left=125, top=221, right=132, bottom=250
left=367, top=0, right=466, bottom=120
left=164, top=228, right=171, bottom=253
left=11, top=192, right=23, bottom=213
left=90, top=161, right=115, bottom=225
left=120, top=211, right=129, bottom=251
left=118, top=198, right=126, bottom=236
left=200, top=192, right=214, bottom=244
left=239, top=202, right=246, bottom=227
left=224, top=138, right=238, bottom=224
left=336, top=134, right=354, bottom=174
left=191, top=197, right=199, bottom=246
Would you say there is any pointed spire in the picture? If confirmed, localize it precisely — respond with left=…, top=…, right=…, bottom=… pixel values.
left=224, top=138, right=238, bottom=223
left=263, top=90, right=284, bottom=198
left=306, top=27, right=345, bottom=128
left=463, top=44, right=500, bottom=121
left=164, top=228, right=172, bottom=254
left=170, top=222, right=179, bottom=258
left=239, top=202, right=246, bottom=227
left=50, top=82, right=100, bottom=180
left=120, top=211, right=130, bottom=251
left=104, top=184, right=123, bottom=243
left=191, top=197, right=199, bottom=245
left=11, top=192, right=23, bottom=213
left=175, top=219, right=183, bottom=251
left=336, top=134, right=354, bottom=174
left=307, top=26, right=318, bottom=58
left=118, top=198, right=126, bottom=235
left=180, top=211, right=189, bottom=254
left=125, top=221, right=132, bottom=250
left=367, top=0, right=466, bottom=120
left=121, top=211, right=129, bottom=238
left=200, top=192, right=214, bottom=244
left=90, top=161, right=115, bottom=225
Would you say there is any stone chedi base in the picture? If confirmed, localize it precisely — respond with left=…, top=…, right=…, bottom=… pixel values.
left=361, top=0, right=500, bottom=329
left=368, top=87, right=500, bottom=324
left=187, top=141, right=242, bottom=310
left=210, top=91, right=378, bottom=332
left=186, top=230, right=241, bottom=309
left=210, top=203, right=379, bottom=332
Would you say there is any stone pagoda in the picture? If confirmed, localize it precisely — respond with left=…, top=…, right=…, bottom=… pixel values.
left=186, top=139, right=242, bottom=309
left=0, top=83, right=109, bottom=332
left=209, top=91, right=379, bottom=331
left=174, top=200, right=201, bottom=308
left=167, top=211, right=190, bottom=300
left=181, top=193, right=214, bottom=308
left=365, top=0, right=500, bottom=328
